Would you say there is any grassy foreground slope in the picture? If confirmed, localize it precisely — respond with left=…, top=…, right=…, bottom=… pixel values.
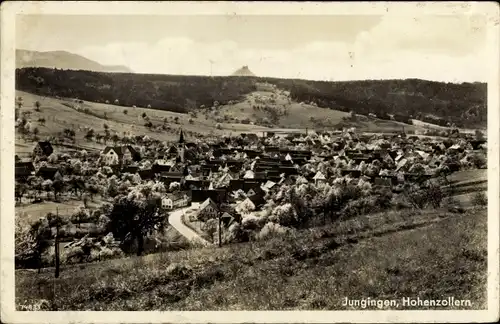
left=16, top=207, right=486, bottom=311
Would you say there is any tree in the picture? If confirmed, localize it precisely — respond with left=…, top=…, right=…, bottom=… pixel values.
left=472, top=192, right=487, bottom=206
left=107, top=177, right=119, bottom=198
left=52, top=179, right=65, bottom=201
left=34, top=101, right=41, bottom=111
left=16, top=96, right=23, bottom=109
left=85, top=129, right=95, bottom=142
left=142, top=112, right=147, bottom=119
left=169, top=182, right=180, bottom=192
left=107, top=196, right=165, bottom=256
left=42, top=179, right=53, bottom=199
left=69, top=176, right=85, bottom=197
left=33, top=127, right=40, bottom=140
left=111, top=134, right=120, bottom=145
left=28, top=218, right=52, bottom=273
left=15, top=183, right=28, bottom=204
left=474, top=130, right=485, bottom=141
left=38, top=117, right=46, bottom=125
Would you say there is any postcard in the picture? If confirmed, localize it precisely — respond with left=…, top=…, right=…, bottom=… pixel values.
left=1, top=1, right=499, bottom=323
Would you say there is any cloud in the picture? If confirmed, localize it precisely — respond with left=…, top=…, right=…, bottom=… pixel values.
left=73, top=15, right=488, bottom=82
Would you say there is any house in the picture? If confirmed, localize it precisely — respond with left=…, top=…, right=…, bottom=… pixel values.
left=221, top=212, right=236, bottom=227
left=373, top=177, right=393, bottom=188
left=15, top=161, right=35, bottom=182
left=469, top=139, right=487, bottom=150
left=101, top=146, right=141, bottom=166
left=36, top=167, right=63, bottom=181
left=312, top=171, right=327, bottom=185
left=261, top=180, right=277, bottom=192
left=184, top=174, right=200, bottom=181
left=151, top=161, right=173, bottom=174
left=243, top=170, right=255, bottom=179
left=215, top=173, right=234, bottom=188
left=122, top=165, right=140, bottom=174
left=184, top=179, right=210, bottom=190
left=396, top=158, right=408, bottom=172
left=190, top=189, right=227, bottom=204
left=158, top=172, right=184, bottom=186
left=341, top=169, right=362, bottom=178
left=138, top=169, right=155, bottom=180
left=197, top=198, right=219, bottom=222
left=228, top=180, right=261, bottom=193
left=236, top=192, right=266, bottom=213
left=33, top=141, right=53, bottom=158
left=246, top=186, right=265, bottom=198
left=161, top=193, right=190, bottom=210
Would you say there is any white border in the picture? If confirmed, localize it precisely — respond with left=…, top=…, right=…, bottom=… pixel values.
left=1, top=1, right=499, bottom=323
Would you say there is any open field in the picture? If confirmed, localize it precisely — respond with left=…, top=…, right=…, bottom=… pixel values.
left=15, top=91, right=266, bottom=145
left=411, top=119, right=484, bottom=134
left=16, top=207, right=486, bottom=311
left=15, top=89, right=437, bottom=155
left=446, top=169, right=487, bottom=185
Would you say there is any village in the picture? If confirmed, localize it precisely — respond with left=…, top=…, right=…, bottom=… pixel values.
left=14, top=121, right=488, bottom=268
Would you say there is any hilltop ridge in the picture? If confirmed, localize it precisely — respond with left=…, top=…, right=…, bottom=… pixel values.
left=232, top=65, right=256, bottom=77
left=16, top=49, right=132, bottom=73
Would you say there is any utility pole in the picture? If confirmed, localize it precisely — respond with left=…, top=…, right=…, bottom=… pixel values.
left=209, top=59, right=215, bottom=77
left=218, top=209, right=222, bottom=248
left=217, top=196, right=222, bottom=248
left=54, top=207, right=60, bottom=278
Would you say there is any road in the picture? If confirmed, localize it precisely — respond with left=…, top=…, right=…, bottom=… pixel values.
left=168, top=206, right=213, bottom=247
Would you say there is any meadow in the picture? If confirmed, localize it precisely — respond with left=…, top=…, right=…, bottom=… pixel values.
left=16, top=207, right=487, bottom=311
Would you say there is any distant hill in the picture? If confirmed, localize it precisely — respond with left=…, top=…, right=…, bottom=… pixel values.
left=15, top=67, right=487, bottom=128
left=16, top=49, right=132, bottom=73
left=232, top=65, right=256, bottom=77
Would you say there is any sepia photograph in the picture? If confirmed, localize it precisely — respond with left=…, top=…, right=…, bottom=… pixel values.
left=1, top=1, right=499, bottom=323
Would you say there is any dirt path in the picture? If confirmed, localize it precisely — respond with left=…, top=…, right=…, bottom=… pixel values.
left=167, top=206, right=212, bottom=247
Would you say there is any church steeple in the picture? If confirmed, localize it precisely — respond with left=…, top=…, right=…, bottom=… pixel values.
left=179, top=129, right=184, bottom=144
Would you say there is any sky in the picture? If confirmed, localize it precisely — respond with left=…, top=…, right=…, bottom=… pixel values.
left=16, top=14, right=488, bottom=82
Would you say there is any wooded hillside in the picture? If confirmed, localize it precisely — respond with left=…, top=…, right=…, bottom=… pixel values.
left=16, top=68, right=486, bottom=128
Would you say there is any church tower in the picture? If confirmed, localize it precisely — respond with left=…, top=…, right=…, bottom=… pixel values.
left=179, top=128, right=185, bottom=144
left=178, top=129, right=185, bottom=163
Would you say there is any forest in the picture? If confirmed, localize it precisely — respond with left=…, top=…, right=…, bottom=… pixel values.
left=16, top=68, right=487, bottom=128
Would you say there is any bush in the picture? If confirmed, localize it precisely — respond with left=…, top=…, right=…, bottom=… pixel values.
left=269, top=203, right=298, bottom=227
left=442, top=196, right=465, bottom=213
left=341, top=196, right=378, bottom=219
left=471, top=192, right=487, bottom=206
left=256, top=222, right=291, bottom=241
left=165, top=263, right=193, bottom=279
left=425, top=183, right=444, bottom=208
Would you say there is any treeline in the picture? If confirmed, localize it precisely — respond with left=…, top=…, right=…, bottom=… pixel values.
left=286, top=78, right=487, bottom=128
left=16, top=68, right=486, bottom=127
left=16, top=68, right=257, bottom=114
